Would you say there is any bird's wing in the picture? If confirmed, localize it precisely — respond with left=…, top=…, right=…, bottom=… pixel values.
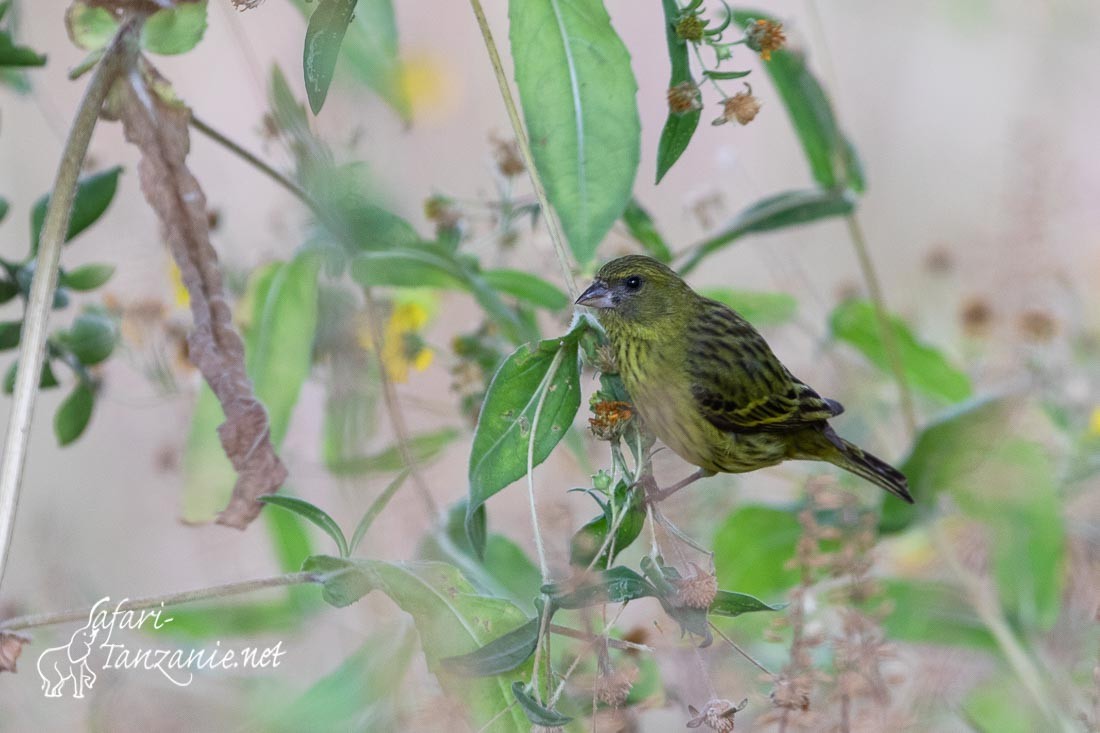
left=687, top=299, right=842, bottom=433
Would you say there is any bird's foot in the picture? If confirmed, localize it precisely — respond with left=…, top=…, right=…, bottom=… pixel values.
left=643, top=468, right=713, bottom=503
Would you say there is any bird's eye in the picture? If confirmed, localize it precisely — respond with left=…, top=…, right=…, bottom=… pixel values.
left=624, top=275, right=643, bottom=291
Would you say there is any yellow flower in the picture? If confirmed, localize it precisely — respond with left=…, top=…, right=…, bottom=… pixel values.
left=398, top=52, right=459, bottom=122
left=361, top=302, right=434, bottom=383
left=168, top=261, right=189, bottom=308
left=1089, top=407, right=1100, bottom=437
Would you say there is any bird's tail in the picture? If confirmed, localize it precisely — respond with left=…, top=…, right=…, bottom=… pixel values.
left=816, top=428, right=914, bottom=504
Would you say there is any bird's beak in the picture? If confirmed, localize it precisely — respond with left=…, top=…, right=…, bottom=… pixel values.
left=575, top=280, right=615, bottom=309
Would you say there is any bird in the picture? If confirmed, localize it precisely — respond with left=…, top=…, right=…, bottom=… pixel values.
left=575, top=255, right=913, bottom=504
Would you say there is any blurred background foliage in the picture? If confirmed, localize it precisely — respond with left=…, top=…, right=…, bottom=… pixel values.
left=0, top=1, right=1098, bottom=732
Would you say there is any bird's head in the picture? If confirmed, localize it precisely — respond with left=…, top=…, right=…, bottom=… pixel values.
left=576, top=255, right=693, bottom=332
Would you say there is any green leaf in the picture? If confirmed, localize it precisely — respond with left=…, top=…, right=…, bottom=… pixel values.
left=0, top=320, right=20, bottom=350
left=622, top=199, right=673, bottom=263
left=351, top=249, right=530, bottom=344
left=141, top=0, right=207, bottom=55
left=54, top=381, right=95, bottom=446
left=482, top=269, right=569, bottom=311
left=259, top=495, right=349, bottom=558
left=255, top=625, right=416, bottom=733
left=830, top=299, right=972, bottom=403
left=3, top=359, right=58, bottom=394
left=569, top=480, right=646, bottom=568
left=713, top=505, right=802, bottom=599
left=466, top=329, right=583, bottom=554
left=348, top=469, right=410, bottom=554
left=182, top=255, right=320, bottom=522
left=655, top=0, right=700, bottom=183
left=512, top=682, right=573, bottom=727
left=419, top=502, right=542, bottom=614
left=699, top=288, right=797, bottom=327
left=0, top=278, right=16, bottom=304
left=962, top=674, right=1047, bottom=733
left=290, top=0, right=410, bottom=121
left=327, top=427, right=459, bottom=476
left=59, top=307, right=118, bottom=365
left=31, top=166, right=122, bottom=254
left=876, top=579, right=996, bottom=651
left=510, top=0, right=640, bottom=263
left=0, top=196, right=7, bottom=222
left=731, top=10, right=861, bottom=190
left=303, top=0, right=358, bottom=114
left=703, top=69, right=751, bottom=80
left=443, top=617, right=539, bottom=677
left=0, top=29, right=45, bottom=68
left=65, top=2, right=118, bottom=51
left=881, top=398, right=1008, bottom=533
left=303, top=556, right=533, bottom=732
left=543, top=566, right=655, bottom=609
left=351, top=248, right=466, bottom=289
left=709, top=590, right=785, bottom=617
left=679, top=188, right=855, bottom=274
left=61, top=263, right=115, bottom=291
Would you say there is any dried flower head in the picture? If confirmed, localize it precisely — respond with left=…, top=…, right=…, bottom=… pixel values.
left=589, top=400, right=634, bottom=441
left=745, top=18, right=786, bottom=61
left=960, top=297, right=994, bottom=336
left=687, top=698, right=748, bottom=732
left=595, top=665, right=639, bottom=706
left=1018, top=308, right=1057, bottom=341
left=713, top=87, right=761, bottom=126
left=668, top=81, right=703, bottom=115
left=593, top=343, right=619, bottom=374
left=424, top=194, right=463, bottom=232
left=673, top=562, right=718, bottom=609
left=492, top=134, right=525, bottom=177
left=676, top=14, right=707, bottom=43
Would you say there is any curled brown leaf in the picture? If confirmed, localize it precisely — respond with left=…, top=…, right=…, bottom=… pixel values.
left=0, top=631, right=29, bottom=673
left=115, top=61, right=286, bottom=528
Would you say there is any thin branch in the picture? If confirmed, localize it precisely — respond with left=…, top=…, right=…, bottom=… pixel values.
left=845, top=214, right=917, bottom=438
left=189, top=113, right=316, bottom=212
left=0, top=572, right=317, bottom=633
left=188, top=114, right=440, bottom=519
left=549, top=623, right=653, bottom=653
left=0, top=18, right=142, bottom=593
left=710, top=621, right=775, bottom=677
left=467, top=0, right=579, bottom=300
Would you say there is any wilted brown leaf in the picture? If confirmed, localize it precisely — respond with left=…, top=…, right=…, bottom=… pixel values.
left=0, top=632, right=29, bottom=673
left=115, top=61, right=286, bottom=529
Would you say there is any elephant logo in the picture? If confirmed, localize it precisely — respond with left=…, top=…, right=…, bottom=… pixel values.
left=36, top=621, right=99, bottom=698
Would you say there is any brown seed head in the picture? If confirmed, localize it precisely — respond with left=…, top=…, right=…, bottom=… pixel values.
left=959, top=297, right=994, bottom=336
left=713, top=89, right=761, bottom=126
left=492, top=134, right=525, bottom=177
left=667, top=81, right=703, bottom=115
left=1018, top=309, right=1057, bottom=341
left=674, top=563, right=718, bottom=609
left=595, top=665, right=638, bottom=706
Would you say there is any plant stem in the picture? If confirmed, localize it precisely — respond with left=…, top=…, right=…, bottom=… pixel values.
left=0, top=571, right=317, bottom=633
left=467, top=0, right=579, bottom=300
left=190, top=113, right=315, bottom=209
left=845, top=213, right=917, bottom=438
left=189, top=114, right=440, bottom=520
left=0, top=19, right=141, bottom=595
left=362, top=289, right=440, bottom=518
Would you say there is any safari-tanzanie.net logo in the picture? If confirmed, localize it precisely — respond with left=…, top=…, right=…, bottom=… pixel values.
left=36, top=597, right=285, bottom=698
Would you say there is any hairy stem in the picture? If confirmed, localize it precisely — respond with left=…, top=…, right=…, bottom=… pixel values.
left=0, top=571, right=317, bottom=633
left=467, top=0, right=579, bottom=300
left=845, top=214, right=917, bottom=438
left=0, top=18, right=142, bottom=594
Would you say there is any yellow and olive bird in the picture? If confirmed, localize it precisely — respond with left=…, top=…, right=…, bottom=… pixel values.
left=576, top=255, right=913, bottom=504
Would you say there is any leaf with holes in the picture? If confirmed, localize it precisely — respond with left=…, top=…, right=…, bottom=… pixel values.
left=466, top=326, right=584, bottom=555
